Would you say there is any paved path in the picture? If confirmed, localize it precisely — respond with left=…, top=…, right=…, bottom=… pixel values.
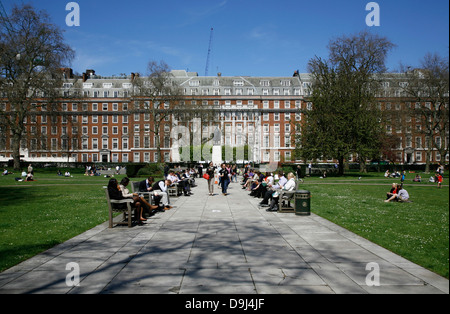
left=0, top=178, right=448, bottom=294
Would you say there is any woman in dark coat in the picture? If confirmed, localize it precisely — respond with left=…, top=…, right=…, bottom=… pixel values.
left=108, top=178, right=145, bottom=224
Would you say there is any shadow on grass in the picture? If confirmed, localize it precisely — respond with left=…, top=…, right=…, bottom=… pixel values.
left=0, top=241, right=60, bottom=273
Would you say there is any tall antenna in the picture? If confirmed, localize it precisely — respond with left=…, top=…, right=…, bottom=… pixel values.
left=204, top=28, right=214, bottom=76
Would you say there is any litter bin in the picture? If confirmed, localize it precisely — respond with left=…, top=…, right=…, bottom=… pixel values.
left=295, top=190, right=311, bottom=216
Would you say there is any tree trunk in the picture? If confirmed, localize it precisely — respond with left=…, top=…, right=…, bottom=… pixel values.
left=12, top=133, right=22, bottom=170
left=338, top=156, right=345, bottom=176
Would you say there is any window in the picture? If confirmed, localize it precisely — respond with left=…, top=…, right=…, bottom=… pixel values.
left=274, top=151, right=280, bottom=162
left=82, top=138, right=89, bottom=150
left=415, top=152, right=422, bottom=162
left=274, top=135, right=280, bottom=147
left=263, top=135, right=269, bottom=148
left=112, top=138, right=119, bottom=150
left=285, top=136, right=291, bottom=147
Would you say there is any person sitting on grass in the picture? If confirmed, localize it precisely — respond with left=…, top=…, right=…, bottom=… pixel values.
left=386, top=183, right=398, bottom=201
left=26, top=172, right=35, bottom=181
left=385, top=186, right=410, bottom=203
left=2, top=169, right=13, bottom=176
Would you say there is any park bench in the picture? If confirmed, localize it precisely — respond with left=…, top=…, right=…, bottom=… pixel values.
left=278, top=180, right=303, bottom=213
left=104, top=187, right=134, bottom=228
left=130, top=181, right=156, bottom=205
left=168, top=182, right=180, bottom=197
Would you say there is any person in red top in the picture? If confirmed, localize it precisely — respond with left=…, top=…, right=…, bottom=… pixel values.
left=386, top=183, right=398, bottom=201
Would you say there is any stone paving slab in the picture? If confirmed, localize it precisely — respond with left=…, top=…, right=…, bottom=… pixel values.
left=0, top=178, right=448, bottom=295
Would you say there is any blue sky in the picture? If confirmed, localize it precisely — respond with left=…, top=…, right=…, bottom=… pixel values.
left=2, top=0, right=449, bottom=77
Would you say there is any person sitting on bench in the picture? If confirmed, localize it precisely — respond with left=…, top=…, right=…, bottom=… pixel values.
left=266, top=173, right=297, bottom=212
left=259, top=171, right=287, bottom=207
left=152, top=179, right=173, bottom=210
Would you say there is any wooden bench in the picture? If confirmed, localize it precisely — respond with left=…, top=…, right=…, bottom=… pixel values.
left=168, top=182, right=184, bottom=197
left=104, top=187, right=135, bottom=228
left=130, top=181, right=155, bottom=205
left=278, top=180, right=302, bottom=213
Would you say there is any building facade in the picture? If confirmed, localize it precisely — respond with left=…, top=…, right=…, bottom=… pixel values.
left=0, top=69, right=448, bottom=166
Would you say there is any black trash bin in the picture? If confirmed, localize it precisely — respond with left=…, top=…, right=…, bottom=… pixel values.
left=294, top=190, right=311, bottom=216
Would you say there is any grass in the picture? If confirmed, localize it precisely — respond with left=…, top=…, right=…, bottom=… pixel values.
left=0, top=168, right=448, bottom=279
left=0, top=169, right=128, bottom=272
left=303, top=173, right=449, bottom=278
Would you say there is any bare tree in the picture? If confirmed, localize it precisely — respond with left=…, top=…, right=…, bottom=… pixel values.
left=130, top=61, right=183, bottom=163
left=0, top=4, right=75, bottom=169
left=131, top=61, right=217, bottom=163
left=399, top=53, right=449, bottom=172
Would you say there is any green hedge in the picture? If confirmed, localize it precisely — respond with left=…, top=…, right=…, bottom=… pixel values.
left=126, top=163, right=163, bottom=178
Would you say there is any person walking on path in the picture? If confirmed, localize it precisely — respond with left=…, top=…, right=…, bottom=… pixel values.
left=219, top=163, right=230, bottom=195
left=206, top=162, right=216, bottom=196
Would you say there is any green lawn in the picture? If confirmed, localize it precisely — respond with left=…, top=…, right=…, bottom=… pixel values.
left=303, top=173, right=449, bottom=278
left=0, top=170, right=128, bottom=272
left=0, top=169, right=448, bottom=279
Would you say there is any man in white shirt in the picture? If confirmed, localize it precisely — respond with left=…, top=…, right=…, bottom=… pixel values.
left=153, top=179, right=172, bottom=209
left=259, top=171, right=287, bottom=207
left=267, top=173, right=297, bottom=212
